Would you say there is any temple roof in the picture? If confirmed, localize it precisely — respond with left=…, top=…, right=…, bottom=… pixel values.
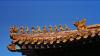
left=8, top=19, right=100, bottom=51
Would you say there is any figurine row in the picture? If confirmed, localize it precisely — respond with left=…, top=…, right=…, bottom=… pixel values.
left=10, top=25, right=71, bottom=33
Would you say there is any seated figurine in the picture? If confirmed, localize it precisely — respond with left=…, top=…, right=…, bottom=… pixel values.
left=32, top=26, right=37, bottom=33
left=20, top=26, right=24, bottom=33
left=10, top=26, right=18, bottom=33
left=49, top=25, right=53, bottom=32
left=59, top=24, right=64, bottom=31
left=26, top=26, right=29, bottom=33
left=43, top=26, right=48, bottom=33
left=37, top=26, right=42, bottom=33
left=54, top=25, right=59, bottom=32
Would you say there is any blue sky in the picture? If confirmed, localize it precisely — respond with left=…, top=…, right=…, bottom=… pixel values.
left=0, top=0, right=100, bottom=56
